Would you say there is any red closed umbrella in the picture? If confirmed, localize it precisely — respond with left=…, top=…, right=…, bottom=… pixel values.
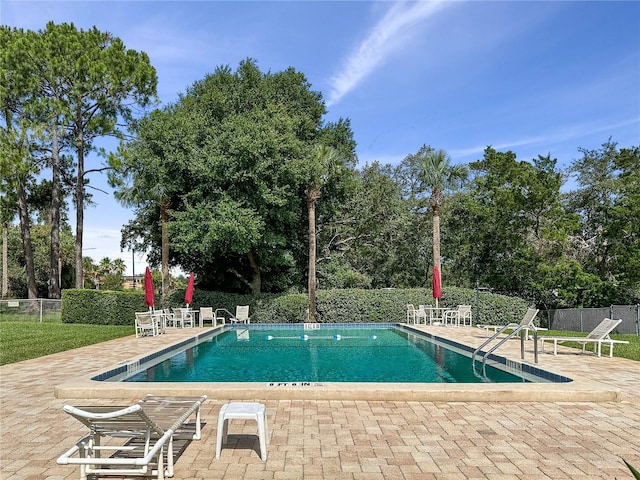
left=185, top=272, right=195, bottom=307
left=432, top=265, right=442, bottom=308
left=144, top=267, right=155, bottom=310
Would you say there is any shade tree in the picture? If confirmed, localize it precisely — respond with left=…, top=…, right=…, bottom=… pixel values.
left=565, top=140, right=640, bottom=301
left=112, top=59, right=356, bottom=295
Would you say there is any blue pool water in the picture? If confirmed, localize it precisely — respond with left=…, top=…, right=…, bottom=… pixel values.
left=122, top=325, right=537, bottom=384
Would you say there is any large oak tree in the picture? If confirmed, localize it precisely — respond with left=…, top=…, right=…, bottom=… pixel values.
left=112, top=59, right=355, bottom=296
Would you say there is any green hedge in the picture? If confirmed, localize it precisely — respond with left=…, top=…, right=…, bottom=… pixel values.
left=167, top=289, right=308, bottom=323
left=62, top=287, right=533, bottom=326
left=62, top=289, right=148, bottom=325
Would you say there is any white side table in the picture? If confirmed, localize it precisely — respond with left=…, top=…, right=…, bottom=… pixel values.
left=216, top=402, right=268, bottom=461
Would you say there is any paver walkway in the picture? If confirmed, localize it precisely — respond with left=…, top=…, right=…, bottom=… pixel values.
left=1, top=326, right=639, bottom=479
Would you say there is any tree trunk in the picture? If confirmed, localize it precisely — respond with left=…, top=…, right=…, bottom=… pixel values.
left=2, top=222, right=8, bottom=298
left=16, top=178, right=38, bottom=298
left=74, top=121, right=85, bottom=288
left=307, top=188, right=320, bottom=323
left=433, top=210, right=441, bottom=271
left=49, top=126, right=61, bottom=298
left=160, top=202, right=170, bottom=306
left=247, top=251, right=261, bottom=294
left=3, top=110, right=37, bottom=298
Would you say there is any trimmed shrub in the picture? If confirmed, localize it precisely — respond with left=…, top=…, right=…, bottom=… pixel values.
left=62, top=289, right=147, bottom=325
left=62, top=286, right=532, bottom=327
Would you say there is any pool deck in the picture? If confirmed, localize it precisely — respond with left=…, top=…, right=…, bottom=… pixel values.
left=1, top=324, right=639, bottom=479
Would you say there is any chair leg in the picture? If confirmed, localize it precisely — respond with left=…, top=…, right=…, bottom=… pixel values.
left=257, top=410, right=267, bottom=461
left=164, top=435, right=173, bottom=478
left=215, top=417, right=225, bottom=459
left=157, top=442, right=165, bottom=480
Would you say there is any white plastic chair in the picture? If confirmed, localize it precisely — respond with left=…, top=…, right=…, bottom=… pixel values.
left=458, top=305, right=473, bottom=326
left=164, top=308, right=179, bottom=328
left=199, top=307, right=214, bottom=327
left=179, top=308, right=194, bottom=328
left=443, top=305, right=472, bottom=327
left=478, top=308, right=539, bottom=338
left=415, top=305, right=428, bottom=324
left=231, top=305, right=250, bottom=324
left=135, top=312, right=157, bottom=338
left=406, top=304, right=416, bottom=323
left=171, top=308, right=193, bottom=328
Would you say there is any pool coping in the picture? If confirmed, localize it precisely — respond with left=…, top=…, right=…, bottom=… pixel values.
left=54, top=324, right=622, bottom=402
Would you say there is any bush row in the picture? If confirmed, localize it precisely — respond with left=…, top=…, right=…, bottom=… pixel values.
left=62, top=290, right=149, bottom=325
left=62, top=287, right=534, bottom=326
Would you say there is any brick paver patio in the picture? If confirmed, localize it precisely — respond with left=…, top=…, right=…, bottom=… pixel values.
left=1, top=325, right=639, bottom=479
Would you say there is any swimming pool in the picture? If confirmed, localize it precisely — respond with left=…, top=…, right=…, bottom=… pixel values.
left=113, top=324, right=555, bottom=384
left=55, top=324, right=624, bottom=402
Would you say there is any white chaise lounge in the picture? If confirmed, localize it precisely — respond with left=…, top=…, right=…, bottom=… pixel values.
left=57, top=394, right=207, bottom=480
left=538, top=318, right=628, bottom=357
left=477, top=308, right=540, bottom=339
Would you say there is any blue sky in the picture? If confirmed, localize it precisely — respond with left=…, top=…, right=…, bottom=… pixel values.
left=2, top=0, right=639, bottom=276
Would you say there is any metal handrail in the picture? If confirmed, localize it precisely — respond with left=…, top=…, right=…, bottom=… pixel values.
left=214, top=308, right=247, bottom=324
left=214, top=308, right=234, bottom=322
left=472, top=323, right=539, bottom=376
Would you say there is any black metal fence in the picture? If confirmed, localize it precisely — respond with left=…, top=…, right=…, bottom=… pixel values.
left=542, top=305, right=639, bottom=335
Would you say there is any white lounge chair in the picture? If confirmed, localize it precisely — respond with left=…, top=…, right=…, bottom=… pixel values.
left=539, top=318, right=628, bottom=357
left=135, top=312, right=158, bottom=338
left=57, top=394, right=207, bottom=480
left=477, top=308, right=540, bottom=339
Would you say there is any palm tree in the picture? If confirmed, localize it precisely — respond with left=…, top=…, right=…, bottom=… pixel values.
left=305, top=144, right=340, bottom=323
left=112, top=258, right=126, bottom=276
left=82, top=256, right=98, bottom=289
left=98, top=257, right=113, bottom=275
left=418, top=148, right=468, bottom=284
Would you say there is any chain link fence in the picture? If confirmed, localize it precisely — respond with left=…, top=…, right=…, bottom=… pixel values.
left=542, top=305, right=639, bottom=335
left=0, top=299, right=62, bottom=323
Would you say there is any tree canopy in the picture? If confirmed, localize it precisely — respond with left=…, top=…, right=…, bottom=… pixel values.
left=2, top=28, right=637, bottom=308
left=1, top=22, right=157, bottom=298
left=111, top=59, right=356, bottom=295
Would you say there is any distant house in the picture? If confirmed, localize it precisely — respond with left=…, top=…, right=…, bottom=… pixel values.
left=123, top=275, right=144, bottom=290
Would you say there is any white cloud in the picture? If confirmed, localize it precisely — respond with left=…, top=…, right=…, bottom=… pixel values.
left=327, top=1, right=449, bottom=107
left=449, top=117, right=640, bottom=164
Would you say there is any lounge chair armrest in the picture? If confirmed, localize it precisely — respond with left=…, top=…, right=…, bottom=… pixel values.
left=63, top=403, right=141, bottom=419
left=57, top=435, right=91, bottom=464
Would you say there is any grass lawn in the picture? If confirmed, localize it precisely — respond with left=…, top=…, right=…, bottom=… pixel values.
left=0, top=322, right=134, bottom=365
